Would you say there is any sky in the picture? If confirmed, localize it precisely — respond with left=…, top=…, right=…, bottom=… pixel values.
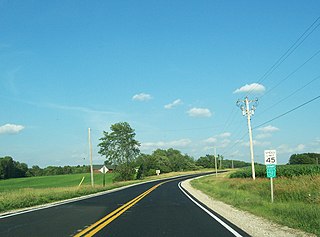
left=1, top=0, right=320, bottom=167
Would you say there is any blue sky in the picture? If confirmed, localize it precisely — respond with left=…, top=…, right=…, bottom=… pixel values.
left=1, top=0, right=319, bottom=167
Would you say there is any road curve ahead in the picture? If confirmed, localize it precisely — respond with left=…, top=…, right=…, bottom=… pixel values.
left=0, top=174, right=250, bottom=237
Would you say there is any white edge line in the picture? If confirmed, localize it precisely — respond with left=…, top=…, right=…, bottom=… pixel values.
left=178, top=181, right=243, bottom=237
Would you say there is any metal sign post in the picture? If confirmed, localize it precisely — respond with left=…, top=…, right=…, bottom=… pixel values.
left=99, top=165, right=109, bottom=187
left=264, top=150, right=277, bottom=203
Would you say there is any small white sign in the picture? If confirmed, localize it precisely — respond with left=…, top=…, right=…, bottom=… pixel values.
left=99, top=165, right=109, bottom=174
left=264, top=150, right=277, bottom=165
left=156, top=170, right=160, bottom=176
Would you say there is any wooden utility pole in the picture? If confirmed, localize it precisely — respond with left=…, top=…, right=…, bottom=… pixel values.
left=88, top=128, right=94, bottom=187
left=237, top=97, right=258, bottom=180
left=214, top=147, right=218, bottom=177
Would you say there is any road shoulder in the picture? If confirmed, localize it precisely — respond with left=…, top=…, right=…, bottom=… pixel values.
left=181, top=178, right=315, bottom=237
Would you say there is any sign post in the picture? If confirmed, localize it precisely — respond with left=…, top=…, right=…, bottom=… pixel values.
left=99, top=165, right=109, bottom=187
left=264, top=150, right=277, bottom=203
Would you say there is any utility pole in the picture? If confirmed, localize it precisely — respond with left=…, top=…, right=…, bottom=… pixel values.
left=88, top=128, right=94, bottom=187
left=214, top=147, right=218, bottom=177
left=237, top=97, right=258, bottom=180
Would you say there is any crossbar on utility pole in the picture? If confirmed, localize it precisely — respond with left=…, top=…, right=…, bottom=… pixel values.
left=237, top=97, right=258, bottom=180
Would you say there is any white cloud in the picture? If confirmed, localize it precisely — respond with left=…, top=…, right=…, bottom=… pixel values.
left=187, top=108, right=212, bottom=117
left=277, top=144, right=306, bottom=154
left=0, top=124, right=25, bottom=134
left=204, top=137, right=217, bottom=144
left=257, top=125, right=279, bottom=132
left=46, top=103, right=119, bottom=115
left=233, top=83, right=266, bottom=94
left=164, top=99, right=182, bottom=109
left=141, top=139, right=192, bottom=151
left=132, top=93, right=152, bottom=101
left=256, top=133, right=272, bottom=139
left=242, top=140, right=271, bottom=147
left=219, top=132, right=231, bottom=138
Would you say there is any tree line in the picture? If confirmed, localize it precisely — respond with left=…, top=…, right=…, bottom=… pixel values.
left=0, top=156, right=89, bottom=180
left=289, top=153, right=319, bottom=165
left=4, top=122, right=318, bottom=181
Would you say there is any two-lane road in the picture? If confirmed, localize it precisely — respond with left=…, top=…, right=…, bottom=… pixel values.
left=0, top=174, right=249, bottom=237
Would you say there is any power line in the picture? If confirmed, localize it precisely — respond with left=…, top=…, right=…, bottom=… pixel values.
left=253, top=95, right=320, bottom=130
left=246, top=15, right=320, bottom=96
left=257, top=75, right=320, bottom=117
left=260, top=49, right=320, bottom=99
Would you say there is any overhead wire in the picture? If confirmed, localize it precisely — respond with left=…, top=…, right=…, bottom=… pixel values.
left=253, top=95, right=320, bottom=130
left=257, top=75, right=320, bottom=118
left=246, top=16, right=320, bottom=97
left=260, top=49, right=320, bottom=100
left=223, top=15, right=320, bottom=158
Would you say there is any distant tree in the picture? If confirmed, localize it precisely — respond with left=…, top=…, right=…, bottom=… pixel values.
left=196, top=155, right=216, bottom=168
left=0, top=156, right=28, bottom=179
left=98, top=122, right=140, bottom=181
left=289, top=153, right=319, bottom=165
left=0, top=157, right=15, bottom=179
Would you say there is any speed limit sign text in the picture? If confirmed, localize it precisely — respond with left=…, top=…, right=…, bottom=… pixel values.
left=264, top=150, right=277, bottom=165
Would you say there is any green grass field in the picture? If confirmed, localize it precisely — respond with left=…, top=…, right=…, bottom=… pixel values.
left=191, top=173, right=320, bottom=236
left=0, top=173, right=119, bottom=213
left=0, top=173, right=115, bottom=191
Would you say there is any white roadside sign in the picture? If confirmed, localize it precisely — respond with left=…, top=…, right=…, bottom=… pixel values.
left=264, top=150, right=277, bottom=165
left=99, top=165, right=109, bottom=174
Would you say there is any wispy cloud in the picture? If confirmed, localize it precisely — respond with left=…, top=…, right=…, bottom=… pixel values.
left=256, top=133, right=272, bottom=139
left=203, top=132, right=232, bottom=150
left=242, top=140, right=271, bottom=147
left=0, top=124, right=25, bottom=134
left=164, top=99, right=182, bottom=109
left=233, top=83, right=265, bottom=94
left=45, top=103, right=120, bottom=115
left=187, top=108, right=212, bottom=117
left=141, top=138, right=192, bottom=151
left=132, top=93, right=152, bottom=101
left=277, top=144, right=306, bottom=154
left=257, top=125, right=279, bottom=132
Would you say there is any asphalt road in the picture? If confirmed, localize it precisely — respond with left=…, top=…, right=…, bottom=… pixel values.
left=0, top=174, right=250, bottom=237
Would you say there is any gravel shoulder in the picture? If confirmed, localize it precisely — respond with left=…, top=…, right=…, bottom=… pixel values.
left=181, top=178, right=316, bottom=237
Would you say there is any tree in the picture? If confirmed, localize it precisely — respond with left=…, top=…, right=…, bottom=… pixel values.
left=98, top=122, right=140, bottom=181
left=289, top=153, right=319, bottom=164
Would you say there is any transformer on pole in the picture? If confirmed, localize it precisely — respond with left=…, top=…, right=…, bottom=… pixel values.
left=237, top=97, right=258, bottom=180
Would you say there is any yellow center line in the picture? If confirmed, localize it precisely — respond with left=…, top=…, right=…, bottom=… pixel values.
left=74, top=182, right=163, bottom=237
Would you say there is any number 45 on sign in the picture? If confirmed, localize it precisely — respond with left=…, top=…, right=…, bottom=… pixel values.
left=264, top=150, right=277, bottom=165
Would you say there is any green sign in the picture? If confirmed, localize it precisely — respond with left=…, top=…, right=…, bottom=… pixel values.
left=266, top=164, right=276, bottom=178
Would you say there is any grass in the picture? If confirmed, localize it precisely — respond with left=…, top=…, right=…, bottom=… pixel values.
left=0, top=173, right=115, bottom=191
left=191, top=173, right=320, bottom=236
left=0, top=169, right=211, bottom=214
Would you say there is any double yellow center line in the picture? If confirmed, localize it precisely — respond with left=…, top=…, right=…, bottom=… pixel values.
left=74, top=182, right=164, bottom=237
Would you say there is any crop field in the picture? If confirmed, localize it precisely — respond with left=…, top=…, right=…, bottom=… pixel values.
left=229, top=164, right=320, bottom=178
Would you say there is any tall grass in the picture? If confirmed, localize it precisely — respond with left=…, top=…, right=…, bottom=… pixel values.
left=191, top=174, right=320, bottom=236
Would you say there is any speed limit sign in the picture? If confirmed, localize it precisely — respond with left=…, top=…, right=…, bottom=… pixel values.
left=264, top=150, right=277, bottom=165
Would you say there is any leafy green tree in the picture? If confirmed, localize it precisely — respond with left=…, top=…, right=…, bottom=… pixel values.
left=0, top=156, right=28, bottom=179
left=289, top=153, right=319, bottom=165
left=0, top=156, right=15, bottom=179
left=196, top=155, right=216, bottom=168
left=98, top=122, right=140, bottom=180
